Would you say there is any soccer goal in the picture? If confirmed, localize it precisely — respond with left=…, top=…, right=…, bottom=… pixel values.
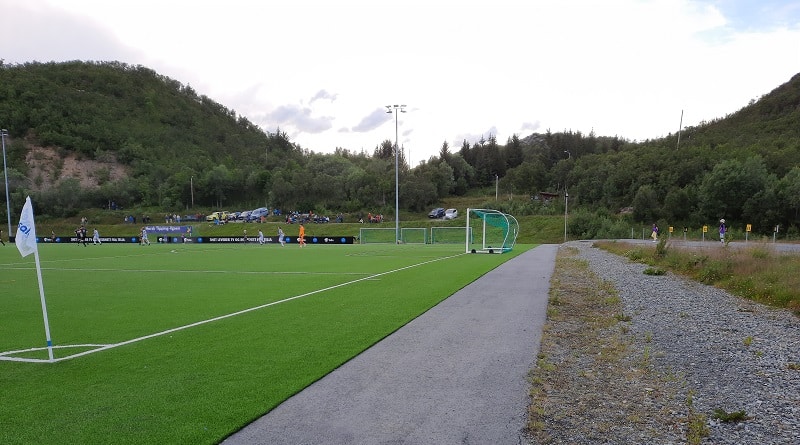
left=359, top=227, right=427, bottom=244
left=401, top=227, right=427, bottom=244
left=431, top=226, right=473, bottom=244
left=465, top=208, right=519, bottom=254
left=359, top=228, right=396, bottom=244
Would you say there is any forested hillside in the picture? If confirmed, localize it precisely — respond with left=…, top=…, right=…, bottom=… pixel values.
left=0, top=61, right=798, bottom=237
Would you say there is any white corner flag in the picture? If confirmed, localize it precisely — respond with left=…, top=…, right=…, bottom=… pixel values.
left=16, top=196, right=55, bottom=362
left=16, top=196, right=38, bottom=257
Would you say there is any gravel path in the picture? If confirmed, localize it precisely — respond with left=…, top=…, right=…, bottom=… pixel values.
left=563, top=241, right=800, bottom=445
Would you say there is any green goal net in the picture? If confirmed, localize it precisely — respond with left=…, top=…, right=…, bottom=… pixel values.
left=401, top=228, right=427, bottom=244
left=431, top=226, right=473, bottom=244
left=359, top=227, right=427, bottom=244
left=359, top=228, right=396, bottom=244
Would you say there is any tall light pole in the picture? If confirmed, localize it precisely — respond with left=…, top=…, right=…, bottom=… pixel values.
left=190, top=175, right=194, bottom=209
left=563, top=150, right=571, bottom=243
left=386, top=104, right=406, bottom=244
left=495, top=174, right=499, bottom=201
left=1, top=129, right=10, bottom=238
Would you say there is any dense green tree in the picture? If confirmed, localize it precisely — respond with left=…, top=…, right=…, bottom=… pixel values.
left=505, top=134, right=524, bottom=169
left=778, top=167, right=800, bottom=222
left=632, top=184, right=660, bottom=222
left=503, top=160, right=548, bottom=197
left=698, top=157, right=771, bottom=222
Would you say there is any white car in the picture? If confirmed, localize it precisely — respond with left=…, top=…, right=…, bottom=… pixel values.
left=443, top=208, right=458, bottom=220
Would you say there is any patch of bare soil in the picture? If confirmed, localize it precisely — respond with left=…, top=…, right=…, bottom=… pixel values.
left=25, top=146, right=129, bottom=191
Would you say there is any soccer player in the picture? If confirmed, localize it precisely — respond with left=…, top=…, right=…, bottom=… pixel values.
left=92, top=228, right=102, bottom=245
left=298, top=223, right=306, bottom=248
left=76, top=226, right=87, bottom=246
left=258, top=229, right=265, bottom=245
left=278, top=226, right=285, bottom=246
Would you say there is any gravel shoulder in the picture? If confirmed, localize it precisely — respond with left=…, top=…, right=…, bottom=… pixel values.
left=529, top=241, right=800, bottom=444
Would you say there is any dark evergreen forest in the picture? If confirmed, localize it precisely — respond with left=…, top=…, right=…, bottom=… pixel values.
left=1, top=61, right=799, bottom=237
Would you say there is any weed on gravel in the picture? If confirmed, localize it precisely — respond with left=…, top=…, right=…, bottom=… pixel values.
left=526, top=246, right=691, bottom=444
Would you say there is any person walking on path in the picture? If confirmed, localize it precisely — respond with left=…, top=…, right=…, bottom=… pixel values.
left=719, top=219, right=727, bottom=243
left=651, top=223, right=659, bottom=242
left=298, top=223, right=306, bottom=248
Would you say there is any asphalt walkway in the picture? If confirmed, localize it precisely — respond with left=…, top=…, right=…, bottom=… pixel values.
left=222, top=244, right=558, bottom=445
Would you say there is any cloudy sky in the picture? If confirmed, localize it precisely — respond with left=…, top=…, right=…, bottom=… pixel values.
left=2, top=0, right=799, bottom=165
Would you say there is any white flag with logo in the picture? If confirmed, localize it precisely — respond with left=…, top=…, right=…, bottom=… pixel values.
left=16, top=196, right=38, bottom=257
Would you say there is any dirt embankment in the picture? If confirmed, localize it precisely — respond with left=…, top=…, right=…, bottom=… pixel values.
left=25, top=145, right=129, bottom=191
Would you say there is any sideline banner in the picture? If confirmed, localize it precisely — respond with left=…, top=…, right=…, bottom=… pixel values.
left=197, top=236, right=354, bottom=244
left=35, top=235, right=355, bottom=244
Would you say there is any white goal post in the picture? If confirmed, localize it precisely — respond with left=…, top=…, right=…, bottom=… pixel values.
left=465, top=208, right=519, bottom=254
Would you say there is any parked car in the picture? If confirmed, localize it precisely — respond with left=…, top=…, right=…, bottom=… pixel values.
left=206, top=211, right=228, bottom=222
left=428, top=208, right=445, bottom=218
left=248, top=207, right=269, bottom=222
left=238, top=210, right=252, bottom=221
left=443, top=208, right=458, bottom=220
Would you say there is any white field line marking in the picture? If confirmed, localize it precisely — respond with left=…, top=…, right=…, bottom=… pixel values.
left=0, top=267, right=370, bottom=275
left=1, top=252, right=467, bottom=363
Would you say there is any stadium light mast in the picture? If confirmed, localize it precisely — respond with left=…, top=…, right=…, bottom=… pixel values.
left=386, top=104, right=406, bottom=244
left=563, top=150, right=571, bottom=243
left=1, top=129, right=10, bottom=237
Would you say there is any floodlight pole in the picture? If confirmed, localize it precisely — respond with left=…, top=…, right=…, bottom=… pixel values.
left=564, top=150, right=571, bottom=243
left=495, top=174, right=498, bottom=201
left=1, top=129, right=10, bottom=237
left=386, top=104, right=406, bottom=244
left=190, top=176, right=194, bottom=208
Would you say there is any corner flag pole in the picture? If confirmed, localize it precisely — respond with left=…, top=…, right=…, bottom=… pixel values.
left=33, top=249, right=54, bottom=361
left=16, top=196, right=54, bottom=362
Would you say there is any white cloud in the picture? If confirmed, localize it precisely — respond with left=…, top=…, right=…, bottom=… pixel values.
left=351, top=109, right=392, bottom=133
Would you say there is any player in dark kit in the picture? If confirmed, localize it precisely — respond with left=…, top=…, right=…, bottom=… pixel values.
left=75, top=226, right=87, bottom=246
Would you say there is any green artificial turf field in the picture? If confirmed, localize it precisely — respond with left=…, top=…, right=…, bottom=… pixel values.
left=0, top=241, right=531, bottom=444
